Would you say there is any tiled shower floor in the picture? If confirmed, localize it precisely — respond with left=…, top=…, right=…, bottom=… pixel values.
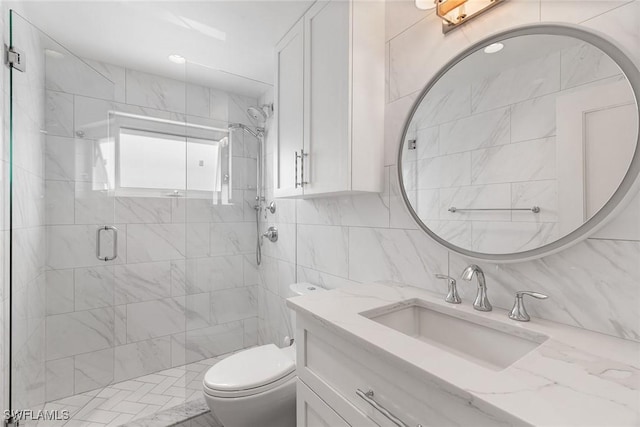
left=25, top=356, right=224, bottom=427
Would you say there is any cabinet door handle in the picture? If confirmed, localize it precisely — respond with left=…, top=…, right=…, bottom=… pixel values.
left=300, top=149, right=308, bottom=187
left=295, top=151, right=300, bottom=188
left=96, top=225, right=118, bottom=261
left=356, top=389, right=421, bottom=427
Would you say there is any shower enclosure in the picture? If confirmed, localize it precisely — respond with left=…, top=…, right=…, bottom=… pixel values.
left=4, top=10, right=270, bottom=425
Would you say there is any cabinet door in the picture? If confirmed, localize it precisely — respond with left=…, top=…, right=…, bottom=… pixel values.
left=274, top=19, right=305, bottom=198
left=303, top=0, right=351, bottom=195
left=297, top=379, right=351, bottom=427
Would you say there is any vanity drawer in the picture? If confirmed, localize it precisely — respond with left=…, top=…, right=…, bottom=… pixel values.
left=297, top=316, right=525, bottom=427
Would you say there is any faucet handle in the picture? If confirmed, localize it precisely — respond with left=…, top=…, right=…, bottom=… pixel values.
left=435, top=274, right=461, bottom=304
left=509, top=291, right=548, bottom=322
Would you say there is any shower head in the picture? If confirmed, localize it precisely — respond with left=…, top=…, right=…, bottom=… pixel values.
left=247, top=104, right=272, bottom=122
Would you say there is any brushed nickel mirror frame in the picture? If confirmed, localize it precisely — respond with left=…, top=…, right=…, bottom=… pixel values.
left=397, top=23, right=640, bottom=263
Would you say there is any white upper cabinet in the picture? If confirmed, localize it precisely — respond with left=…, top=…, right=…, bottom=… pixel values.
left=274, top=0, right=385, bottom=199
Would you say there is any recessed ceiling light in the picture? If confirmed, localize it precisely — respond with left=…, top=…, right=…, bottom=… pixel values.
left=415, top=0, right=435, bottom=10
left=483, top=43, right=504, bottom=54
left=168, top=54, right=186, bottom=64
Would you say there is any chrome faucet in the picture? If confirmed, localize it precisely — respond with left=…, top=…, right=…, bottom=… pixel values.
left=508, top=291, right=548, bottom=322
left=461, top=264, right=492, bottom=311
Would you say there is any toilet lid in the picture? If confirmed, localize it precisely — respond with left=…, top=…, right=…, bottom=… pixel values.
left=204, top=344, right=295, bottom=392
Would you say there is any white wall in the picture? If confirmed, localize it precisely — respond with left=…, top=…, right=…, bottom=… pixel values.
left=257, top=0, right=640, bottom=346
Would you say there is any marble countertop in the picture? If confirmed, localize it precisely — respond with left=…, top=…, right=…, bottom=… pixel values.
left=287, top=282, right=640, bottom=427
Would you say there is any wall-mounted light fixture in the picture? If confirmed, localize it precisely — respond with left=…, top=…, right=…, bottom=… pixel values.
left=416, top=0, right=507, bottom=34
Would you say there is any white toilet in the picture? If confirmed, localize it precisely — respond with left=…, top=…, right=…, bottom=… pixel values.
left=202, top=283, right=325, bottom=427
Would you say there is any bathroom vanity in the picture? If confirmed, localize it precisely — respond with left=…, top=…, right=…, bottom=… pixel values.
left=287, top=283, right=640, bottom=426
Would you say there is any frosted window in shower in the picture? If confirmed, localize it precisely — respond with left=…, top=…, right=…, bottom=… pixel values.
left=117, top=128, right=222, bottom=197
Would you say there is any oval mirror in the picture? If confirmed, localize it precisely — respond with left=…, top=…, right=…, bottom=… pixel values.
left=398, top=24, right=640, bottom=262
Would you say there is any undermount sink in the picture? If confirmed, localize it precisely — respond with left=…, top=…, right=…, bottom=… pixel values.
left=361, top=299, right=548, bottom=371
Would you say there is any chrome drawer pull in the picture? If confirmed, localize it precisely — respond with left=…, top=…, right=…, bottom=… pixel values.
left=356, top=389, right=421, bottom=427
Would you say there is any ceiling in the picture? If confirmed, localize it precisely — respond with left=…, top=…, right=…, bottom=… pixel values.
left=13, top=0, right=313, bottom=96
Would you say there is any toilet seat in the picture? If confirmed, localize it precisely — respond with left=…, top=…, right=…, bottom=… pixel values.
left=203, top=344, right=296, bottom=398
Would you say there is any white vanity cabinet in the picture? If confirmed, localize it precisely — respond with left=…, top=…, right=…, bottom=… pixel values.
left=295, top=313, right=521, bottom=427
left=273, top=0, right=385, bottom=199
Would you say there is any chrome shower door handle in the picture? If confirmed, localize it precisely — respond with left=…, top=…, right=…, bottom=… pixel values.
left=96, top=225, right=118, bottom=261
left=356, top=389, right=421, bottom=427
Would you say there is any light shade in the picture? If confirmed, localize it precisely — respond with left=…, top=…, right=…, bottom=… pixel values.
left=415, top=0, right=436, bottom=10
left=436, top=0, right=507, bottom=34
left=168, top=54, right=186, bottom=64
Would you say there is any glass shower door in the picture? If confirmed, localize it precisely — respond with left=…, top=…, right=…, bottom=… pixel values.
left=8, top=10, right=117, bottom=421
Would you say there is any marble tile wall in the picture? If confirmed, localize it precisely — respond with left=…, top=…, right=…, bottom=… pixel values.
left=43, top=57, right=263, bottom=402
left=257, top=0, right=640, bottom=348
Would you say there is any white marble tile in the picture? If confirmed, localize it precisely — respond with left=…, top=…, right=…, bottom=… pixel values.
left=471, top=137, right=556, bottom=185
left=413, top=85, right=472, bottom=131
left=114, top=337, right=172, bottom=382
left=46, top=269, right=75, bottom=315
left=13, top=167, right=45, bottom=230
left=115, top=197, right=172, bottom=224
left=74, top=348, right=114, bottom=394
left=348, top=227, right=449, bottom=292
left=185, top=322, right=244, bottom=363
left=389, top=165, right=420, bottom=230
left=428, top=219, right=473, bottom=250
left=46, top=52, right=115, bottom=99
left=472, top=221, right=558, bottom=253
left=46, top=307, right=115, bottom=360
left=186, top=84, right=210, bottom=118
left=114, top=261, right=172, bottom=305
left=46, top=180, right=74, bottom=225
left=385, top=0, right=431, bottom=41
left=388, top=12, right=471, bottom=101
left=75, top=266, right=116, bottom=310
left=186, top=293, right=211, bottom=330
left=416, top=152, right=471, bottom=189
left=439, top=184, right=512, bottom=222
left=115, top=305, right=127, bottom=346
left=439, top=107, right=510, bottom=155
left=591, top=188, right=640, bottom=241
left=126, top=224, right=186, bottom=263
left=414, top=125, right=439, bottom=160
left=510, top=92, right=557, bottom=143
left=296, top=266, right=360, bottom=290
left=126, top=298, right=186, bottom=342
left=415, top=189, right=440, bottom=221
left=75, top=181, right=114, bottom=225
left=84, top=59, right=126, bottom=103
left=188, top=255, right=244, bottom=294
left=560, top=41, right=622, bottom=90
left=471, top=51, right=560, bottom=114
left=232, top=157, right=258, bottom=191
left=171, top=260, right=187, bottom=297
left=46, top=357, right=75, bottom=401
left=209, top=89, right=229, bottom=122
left=512, top=180, right=558, bottom=223
left=186, top=223, right=210, bottom=259
left=262, top=222, right=296, bottom=262
left=243, top=318, right=258, bottom=347
left=180, top=192, right=244, bottom=223
left=209, top=222, right=254, bottom=256
left=125, top=69, right=186, bottom=114
left=297, top=225, right=349, bottom=278
left=541, top=0, right=632, bottom=25
left=46, top=90, right=74, bottom=137
left=210, top=286, right=258, bottom=324
left=384, top=92, right=419, bottom=166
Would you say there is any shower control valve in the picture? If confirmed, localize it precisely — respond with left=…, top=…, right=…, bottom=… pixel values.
left=262, top=226, right=278, bottom=243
